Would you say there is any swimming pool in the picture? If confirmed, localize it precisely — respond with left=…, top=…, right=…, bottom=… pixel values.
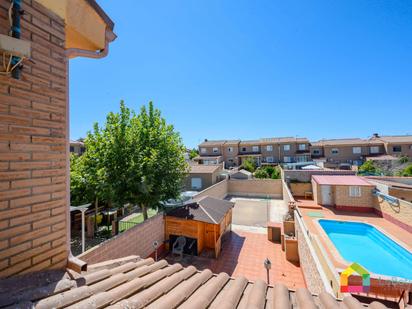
left=318, top=219, right=412, bottom=280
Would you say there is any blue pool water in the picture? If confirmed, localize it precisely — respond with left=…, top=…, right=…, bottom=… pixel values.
left=319, top=219, right=412, bottom=280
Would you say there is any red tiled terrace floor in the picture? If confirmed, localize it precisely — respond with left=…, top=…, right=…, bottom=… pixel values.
left=166, top=229, right=305, bottom=289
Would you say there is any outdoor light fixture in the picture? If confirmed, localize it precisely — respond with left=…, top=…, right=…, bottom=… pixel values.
left=153, top=240, right=159, bottom=261
left=264, top=257, right=272, bottom=284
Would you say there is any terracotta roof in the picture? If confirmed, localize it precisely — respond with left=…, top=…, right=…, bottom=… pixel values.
left=167, top=196, right=234, bottom=224
left=312, top=138, right=375, bottom=146
left=371, top=135, right=412, bottom=144
left=312, top=175, right=374, bottom=186
left=239, top=140, right=261, bottom=145
left=260, top=137, right=309, bottom=143
left=0, top=255, right=393, bottom=308
left=189, top=164, right=221, bottom=174
left=193, top=155, right=222, bottom=161
left=199, top=140, right=226, bottom=146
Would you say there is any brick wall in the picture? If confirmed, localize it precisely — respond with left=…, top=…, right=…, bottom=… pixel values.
left=78, top=213, right=165, bottom=264
left=228, top=179, right=282, bottom=198
left=0, top=0, right=68, bottom=278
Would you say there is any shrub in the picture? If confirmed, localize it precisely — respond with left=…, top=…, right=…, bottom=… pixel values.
left=400, top=164, right=412, bottom=176
left=399, top=156, right=409, bottom=164
left=241, top=158, right=257, bottom=173
left=254, top=168, right=269, bottom=179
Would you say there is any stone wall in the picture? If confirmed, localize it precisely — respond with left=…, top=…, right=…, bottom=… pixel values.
left=0, top=0, right=69, bottom=278
left=78, top=213, right=165, bottom=264
left=295, top=211, right=334, bottom=295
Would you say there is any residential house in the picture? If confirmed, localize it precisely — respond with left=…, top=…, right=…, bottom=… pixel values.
left=185, top=164, right=223, bottom=191
left=197, top=137, right=311, bottom=167
left=0, top=0, right=115, bottom=277
left=310, top=138, right=384, bottom=167
left=369, top=134, right=412, bottom=158
left=69, top=140, right=85, bottom=155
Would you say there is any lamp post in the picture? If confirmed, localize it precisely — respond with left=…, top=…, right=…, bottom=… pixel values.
left=264, top=257, right=272, bottom=284
left=153, top=241, right=159, bottom=261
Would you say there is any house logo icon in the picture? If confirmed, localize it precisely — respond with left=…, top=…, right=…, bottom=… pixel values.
left=340, top=262, right=370, bottom=293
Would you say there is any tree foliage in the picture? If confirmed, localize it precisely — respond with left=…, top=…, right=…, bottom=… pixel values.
left=399, top=164, right=412, bottom=177
left=241, top=157, right=257, bottom=173
left=358, top=160, right=382, bottom=175
left=253, top=166, right=281, bottom=179
left=189, top=148, right=199, bottom=160
left=70, top=101, right=189, bottom=220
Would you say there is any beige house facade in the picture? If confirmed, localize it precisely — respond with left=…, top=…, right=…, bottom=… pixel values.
left=197, top=135, right=412, bottom=168
left=184, top=164, right=223, bottom=191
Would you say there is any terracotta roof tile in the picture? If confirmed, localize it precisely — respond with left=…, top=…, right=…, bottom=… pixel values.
left=0, top=255, right=395, bottom=308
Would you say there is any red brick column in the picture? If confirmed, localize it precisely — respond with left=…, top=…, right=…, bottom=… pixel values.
left=0, top=0, right=69, bottom=277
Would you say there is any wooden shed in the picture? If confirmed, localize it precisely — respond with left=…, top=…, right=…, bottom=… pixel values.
left=165, top=196, right=234, bottom=258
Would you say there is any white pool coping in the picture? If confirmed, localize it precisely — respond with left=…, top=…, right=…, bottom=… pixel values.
left=314, top=218, right=412, bottom=283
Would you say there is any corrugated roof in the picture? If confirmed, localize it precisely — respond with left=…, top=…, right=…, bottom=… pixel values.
left=0, top=255, right=393, bottom=308
left=167, top=196, right=234, bottom=224
left=312, top=175, right=374, bottom=186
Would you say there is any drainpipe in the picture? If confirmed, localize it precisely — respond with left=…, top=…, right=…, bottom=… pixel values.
left=11, top=0, right=22, bottom=79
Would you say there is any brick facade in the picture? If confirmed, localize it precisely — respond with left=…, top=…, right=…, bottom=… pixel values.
left=0, top=0, right=68, bottom=277
left=77, top=213, right=165, bottom=264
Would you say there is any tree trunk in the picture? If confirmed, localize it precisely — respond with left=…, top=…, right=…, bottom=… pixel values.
left=94, top=196, right=98, bottom=234
left=141, top=204, right=148, bottom=221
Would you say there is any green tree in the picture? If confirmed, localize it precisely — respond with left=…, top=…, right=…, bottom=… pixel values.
left=189, top=148, right=199, bottom=160
left=241, top=157, right=257, bottom=173
left=358, top=160, right=381, bottom=175
left=270, top=166, right=281, bottom=179
left=254, top=168, right=269, bottom=179
left=400, top=164, right=412, bottom=176
left=127, top=102, right=189, bottom=220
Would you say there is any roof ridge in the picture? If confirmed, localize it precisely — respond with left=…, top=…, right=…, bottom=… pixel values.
left=197, top=199, right=218, bottom=224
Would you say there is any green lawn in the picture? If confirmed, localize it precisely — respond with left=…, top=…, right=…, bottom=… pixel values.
left=119, top=208, right=158, bottom=232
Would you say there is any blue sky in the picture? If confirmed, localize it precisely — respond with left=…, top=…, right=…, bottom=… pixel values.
left=70, top=0, right=412, bottom=148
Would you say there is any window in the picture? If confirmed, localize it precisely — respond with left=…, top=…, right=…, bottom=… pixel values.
left=70, top=146, right=74, bottom=152
left=212, top=147, right=219, bottom=153
left=283, top=156, right=291, bottom=163
left=227, top=147, right=233, bottom=152
left=352, top=147, right=361, bottom=154
left=349, top=186, right=361, bottom=197
left=252, top=146, right=259, bottom=152
left=313, top=149, right=320, bottom=155
left=266, top=145, right=273, bottom=151
left=298, top=144, right=306, bottom=151
left=228, top=158, right=234, bottom=163
left=242, top=147, right=247, bottom=152
left=370, top=146, right=379, bottom=154
left=392, top=145, right=402, bottom=153
left=200, top=148, right=206, bottom=154
left=283, top=144, right=290, bottom=151
left=191, top=178, right=202, bottom=190
left=410, top=145, right=412, bottom=150
left=266, top=156, right=274, bottom=163
left=331, top=148, right=339, bottom=155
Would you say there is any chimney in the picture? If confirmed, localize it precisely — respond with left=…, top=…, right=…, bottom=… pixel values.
left=372, top=133, right=380, bottom=138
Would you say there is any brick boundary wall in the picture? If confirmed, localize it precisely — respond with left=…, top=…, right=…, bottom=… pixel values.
left=77, top=213, right=165, bottom=264
left=227, top=179, right=282, bottom=198
left=0, top=0, right=69, bottom=278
